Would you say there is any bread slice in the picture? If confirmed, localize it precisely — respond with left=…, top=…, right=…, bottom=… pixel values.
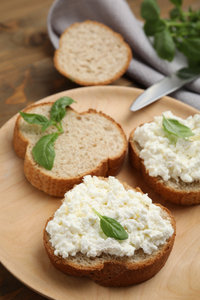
left=13, top=102, right=127, bottom=197
left=43, top=178, right=176, bottom=287
left=129, top=129, right=200, bottom=205
left=54, top=20, right=132, bottom=86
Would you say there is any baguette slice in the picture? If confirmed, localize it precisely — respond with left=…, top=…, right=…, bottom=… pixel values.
left=13, top=102, right=127, bottom=197
left=43, top=178, right=176, bottom=287
left=129, top=129, right=200, bottom=205
left=54, top=20, right=132, bottom=86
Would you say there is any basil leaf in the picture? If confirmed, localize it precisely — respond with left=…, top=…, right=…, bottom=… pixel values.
left=170, top=0, right=182, bottom=6
left=50, top=97, right=75, bottom=123
left=170, top=7, right=181, bottom=19
left=141, top=0, right=200, bottom=65
left=32, top=133, right=59, bottom=170
left=100, top=216, right=128, bottom=240
left=144, top=19, right=166, bottom=36
left=162, top=115, right=194, bottom=141
left=20, top=112, right=50, bottom=129
left=141, top=0, right=160, bottom=21
left=163, top=131, right=178, bottom=144
left=176, top=38, right=200, bottom=63
left=176, top=67, right=200, bottom=80
left=154, top=29, right=175, bottom=61
left=93, top=209, right=128, bottom=240
left=41, top=119, right=54, bottom=132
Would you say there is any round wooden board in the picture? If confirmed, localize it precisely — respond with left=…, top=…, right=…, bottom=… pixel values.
left=0, top=86, right=199, bottom=300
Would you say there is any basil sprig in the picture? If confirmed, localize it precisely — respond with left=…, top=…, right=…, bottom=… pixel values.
left=20, top=96, right=75, bottom=170
left=141, top=0, right=200, bottom=66
left=162, top=115, right=194, bottom=143
left=93, top=209, right=128, bottom=240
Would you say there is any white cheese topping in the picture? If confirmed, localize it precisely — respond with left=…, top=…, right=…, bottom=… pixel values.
left=46, top=176, right=174, bottom=258
left=133, top=111, right=200, bottom=183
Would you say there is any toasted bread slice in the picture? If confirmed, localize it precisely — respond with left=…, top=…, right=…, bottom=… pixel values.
left=129, top=129, right=200, bottom=205
left=43, top=177, right=176, bottom=287
left=54, top=20, right=132, bottom=86
left=13, top=102, right=127, bottom=197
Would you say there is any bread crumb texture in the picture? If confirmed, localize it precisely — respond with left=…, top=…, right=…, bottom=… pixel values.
left=44, top=176, right=176, bottom=286
left=54, top=20, right=132, bottom=85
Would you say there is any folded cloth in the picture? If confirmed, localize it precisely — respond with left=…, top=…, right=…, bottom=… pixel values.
left=47, top=0, right=200, bottom=110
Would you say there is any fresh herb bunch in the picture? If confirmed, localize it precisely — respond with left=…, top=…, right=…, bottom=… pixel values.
left=141, top=0, right=200, bottom=66
left=162, top=115, right=194, bottom=143
left=92, top=208, right=128, bottom=240
left=20, top=97, right=75, bottom=170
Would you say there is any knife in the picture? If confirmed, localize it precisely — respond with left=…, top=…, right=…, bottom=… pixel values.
left=130, top=67, right=200, bottom=112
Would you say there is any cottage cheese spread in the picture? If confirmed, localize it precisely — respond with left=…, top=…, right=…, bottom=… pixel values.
left=46, top=176, right=174, bottom=258
left=133, top=111, right=200, bottom=183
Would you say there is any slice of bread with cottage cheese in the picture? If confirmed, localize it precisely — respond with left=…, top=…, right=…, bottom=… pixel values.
left=54, top=20, right=132, bottom=86
left=43, top=176, right=175, bottom=287
left=13, top=102, right=127, bottom=197
left=129, top=111, right=200, bottom=206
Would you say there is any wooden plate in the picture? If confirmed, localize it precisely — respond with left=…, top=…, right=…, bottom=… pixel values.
left=0, top=86, right=199, bottom=300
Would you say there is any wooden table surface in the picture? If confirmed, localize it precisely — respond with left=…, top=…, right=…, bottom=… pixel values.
left=0, top=0, right=199, bottom=299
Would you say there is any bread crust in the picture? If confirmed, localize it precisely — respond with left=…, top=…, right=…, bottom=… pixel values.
left=43, top=181, right=176, bottom=287
left=13, top=102, right=127, bottom=197
left=129, top=129, right=200, bottom=205
left=54, top=20, right=132, bottom=86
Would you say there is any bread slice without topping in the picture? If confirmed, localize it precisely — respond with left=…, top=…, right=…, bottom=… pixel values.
left=13, top=102, right=127, bottom=197
left=54, top=20, right=132, bottom=86
left=43, top=179, right=176, bottom=287
left=129, top=129, right=200, bottom=205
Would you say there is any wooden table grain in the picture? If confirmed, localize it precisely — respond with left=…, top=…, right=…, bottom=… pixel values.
left=0, top=0, right=199, bottom=299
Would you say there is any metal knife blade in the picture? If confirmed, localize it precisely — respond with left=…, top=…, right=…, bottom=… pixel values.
left=130, top=67, right=200, bottom=112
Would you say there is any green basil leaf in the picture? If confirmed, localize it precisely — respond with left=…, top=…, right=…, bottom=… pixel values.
left=93, top=209, right=128, bottom=240
left=100, top=216, right=128, bottom=240
left=41, top=119, right=54, bottom=132
left=163, top=131, right=178, bottom=144
left=188, top=11, right=200, bottom=23
left=169, top=7, right=181, bottom=19
left=141, top=0, right=160, bottom=21
left=20, top=111, right=50, bottom=128
left=144, top=19, right=166, bottom=36
left=176, top=67, right=200, bottom=80
left=176, top=38, right=200, bottom=62
left=194, top=21, right=200, bottom=30
left=188, top=60, right=200, bottom=69
left=162, top=115, right=194, bottom=141
left=169, top=0, right=182, bottom=7
left=32, top=133, right=59, bottom=170
left=154, top=29, right=175, bottom=61
left=50, top=97, right=75, bottom=123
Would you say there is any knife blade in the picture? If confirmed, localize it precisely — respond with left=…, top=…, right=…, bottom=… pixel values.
left=130, top=67, right=200, bottom=112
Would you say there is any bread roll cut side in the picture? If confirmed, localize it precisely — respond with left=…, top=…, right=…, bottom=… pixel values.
left=129, top=129, right=200, bottom=205
left=13, top=102, right=127, bottom=197
left=54, top=20, right=132, bottom=86
left=43, top=181, right=176, bottom=287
